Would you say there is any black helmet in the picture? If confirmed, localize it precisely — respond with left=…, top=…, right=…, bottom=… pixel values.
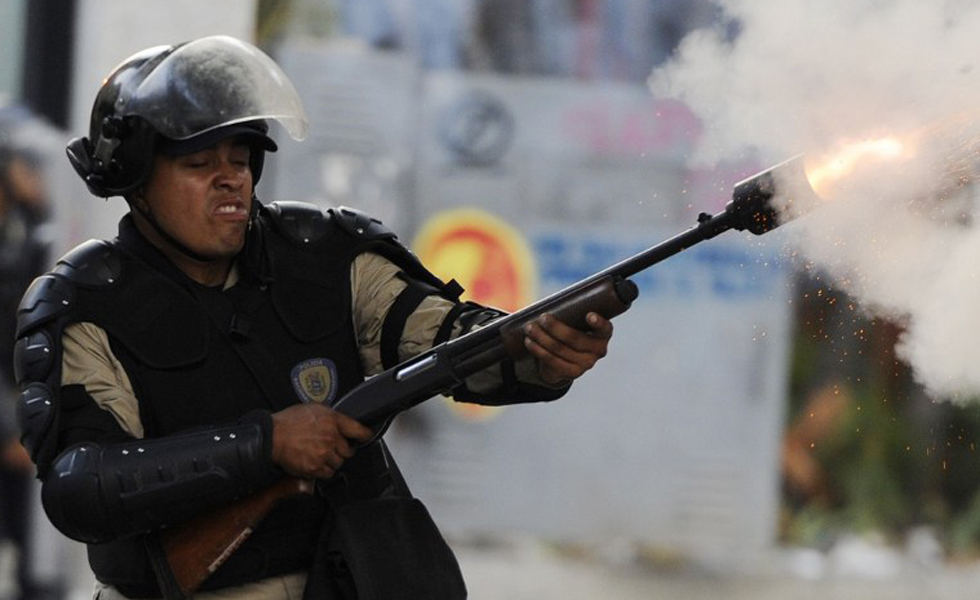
left=66, top=35, right=308, bottom=198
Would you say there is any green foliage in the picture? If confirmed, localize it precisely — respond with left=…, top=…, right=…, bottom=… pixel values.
left=781, top=276, right=980, bottom=554
left=823, top=390, right=919, bottom=535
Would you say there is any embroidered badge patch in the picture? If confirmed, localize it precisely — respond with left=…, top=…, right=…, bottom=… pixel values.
left=291, top=358, right=338, bottom=404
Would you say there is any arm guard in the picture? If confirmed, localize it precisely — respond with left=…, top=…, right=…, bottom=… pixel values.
left=15, top=241, right=279, bottom=543
left=14, top=240, right=120, bottom=471
left=42, top=413, right=277, bottom=544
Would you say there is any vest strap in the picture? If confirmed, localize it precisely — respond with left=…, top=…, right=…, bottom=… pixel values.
left=380, top=274, right=441, bottom=370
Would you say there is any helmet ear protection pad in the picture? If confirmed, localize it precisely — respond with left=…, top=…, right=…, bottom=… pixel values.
left=67, top=43, right=173, bottom=199
left=67, top=115, right=158, bottom=198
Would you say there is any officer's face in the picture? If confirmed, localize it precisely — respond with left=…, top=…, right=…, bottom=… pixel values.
left=139, top=138, right=254, bottom=270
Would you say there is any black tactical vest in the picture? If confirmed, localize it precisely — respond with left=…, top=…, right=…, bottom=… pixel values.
left=62, top=203, right=438, bottom=595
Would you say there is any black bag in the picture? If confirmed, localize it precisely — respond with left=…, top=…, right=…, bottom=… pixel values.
left=303, top=497, right=467, bottom=600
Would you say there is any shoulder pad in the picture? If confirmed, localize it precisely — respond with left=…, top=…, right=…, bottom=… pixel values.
left=264, top=201, right=330, bottom=245
left=16, top=274, right=74, bottom=338
left=52, top=239, right=122, bottom=287
left=331, top=206, right=397, bottom=241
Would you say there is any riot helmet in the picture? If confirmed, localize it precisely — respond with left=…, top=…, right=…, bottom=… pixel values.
left=67, top=35, right=308, bottom=198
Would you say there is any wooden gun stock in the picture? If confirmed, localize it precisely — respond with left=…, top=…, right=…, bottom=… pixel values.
left=159, top=477, right=312, bottom=599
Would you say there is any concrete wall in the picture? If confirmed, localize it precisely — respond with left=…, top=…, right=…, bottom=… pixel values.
left=0, top=0, right=27, bottom=99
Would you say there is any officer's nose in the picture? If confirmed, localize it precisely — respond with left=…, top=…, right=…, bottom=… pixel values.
left=214, top=158, right=249, bottom=190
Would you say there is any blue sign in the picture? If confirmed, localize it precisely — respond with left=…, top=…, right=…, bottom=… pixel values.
left=533, top=232, right=786, bottom=302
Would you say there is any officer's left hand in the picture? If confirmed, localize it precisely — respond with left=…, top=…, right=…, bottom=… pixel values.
left=1, top=439, right=33, bottom=472
left=523, top=312, right=613, bottom=386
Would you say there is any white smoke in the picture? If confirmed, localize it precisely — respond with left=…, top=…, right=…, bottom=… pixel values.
left=649, top=0, right=980, bottom=400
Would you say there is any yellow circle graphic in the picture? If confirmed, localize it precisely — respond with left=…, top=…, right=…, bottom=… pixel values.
left=413, top=208, right=538, bottom=421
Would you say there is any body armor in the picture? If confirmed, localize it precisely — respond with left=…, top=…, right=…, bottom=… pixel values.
left=14, top=202, right=463, bottom=596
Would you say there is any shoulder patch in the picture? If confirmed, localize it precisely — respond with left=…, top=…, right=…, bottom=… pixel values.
left=264, top=201, right=330, bottom=245
left=52, top=239, right=122, bottom=287
left=331, top=206, right=397, bottom=241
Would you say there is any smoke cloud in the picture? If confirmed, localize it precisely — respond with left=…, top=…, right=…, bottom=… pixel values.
left=649, top=0, right=980, bottom=400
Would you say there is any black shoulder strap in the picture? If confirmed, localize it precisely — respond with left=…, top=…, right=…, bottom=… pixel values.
left=379, top=273, right=446, bottom=370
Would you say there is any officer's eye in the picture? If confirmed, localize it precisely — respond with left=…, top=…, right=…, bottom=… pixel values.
left=230, top=148, right=251, bottom=166
left=178, top=152, right=211, bottom=168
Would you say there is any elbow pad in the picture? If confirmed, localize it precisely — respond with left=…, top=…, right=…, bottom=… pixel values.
left=42, top=417, right=274, bottom=543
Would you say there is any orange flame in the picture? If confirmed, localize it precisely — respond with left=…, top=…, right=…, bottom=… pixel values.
left=804, top=137, right=910, bottom=197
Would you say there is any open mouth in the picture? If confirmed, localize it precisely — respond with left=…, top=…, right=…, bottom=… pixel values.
left=214, top=202, right=248, bottom=219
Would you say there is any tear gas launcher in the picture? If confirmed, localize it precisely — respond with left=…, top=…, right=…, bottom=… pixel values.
left=332, top=155, right=813, bottom=432
left=157, top=156, right=816, bottom=599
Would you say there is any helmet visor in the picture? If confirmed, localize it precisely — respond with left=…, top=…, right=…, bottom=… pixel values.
left=121, top=36, right=308, bottom=142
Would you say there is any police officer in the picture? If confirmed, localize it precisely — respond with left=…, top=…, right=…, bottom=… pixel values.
left=0, top=103, right=63, bottom=600
left=14, top=36, right=613, bottom=600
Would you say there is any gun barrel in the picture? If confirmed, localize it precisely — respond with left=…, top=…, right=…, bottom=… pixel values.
left=726, top=155, right=816, bottom=235
left=445, top=157, right=815, bottom=365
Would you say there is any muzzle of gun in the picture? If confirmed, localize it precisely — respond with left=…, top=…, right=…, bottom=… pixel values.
left=720, top=154, right=818, bottom=235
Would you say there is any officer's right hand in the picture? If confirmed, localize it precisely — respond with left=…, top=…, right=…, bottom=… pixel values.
left=270, top=403, right=373, bottom=479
